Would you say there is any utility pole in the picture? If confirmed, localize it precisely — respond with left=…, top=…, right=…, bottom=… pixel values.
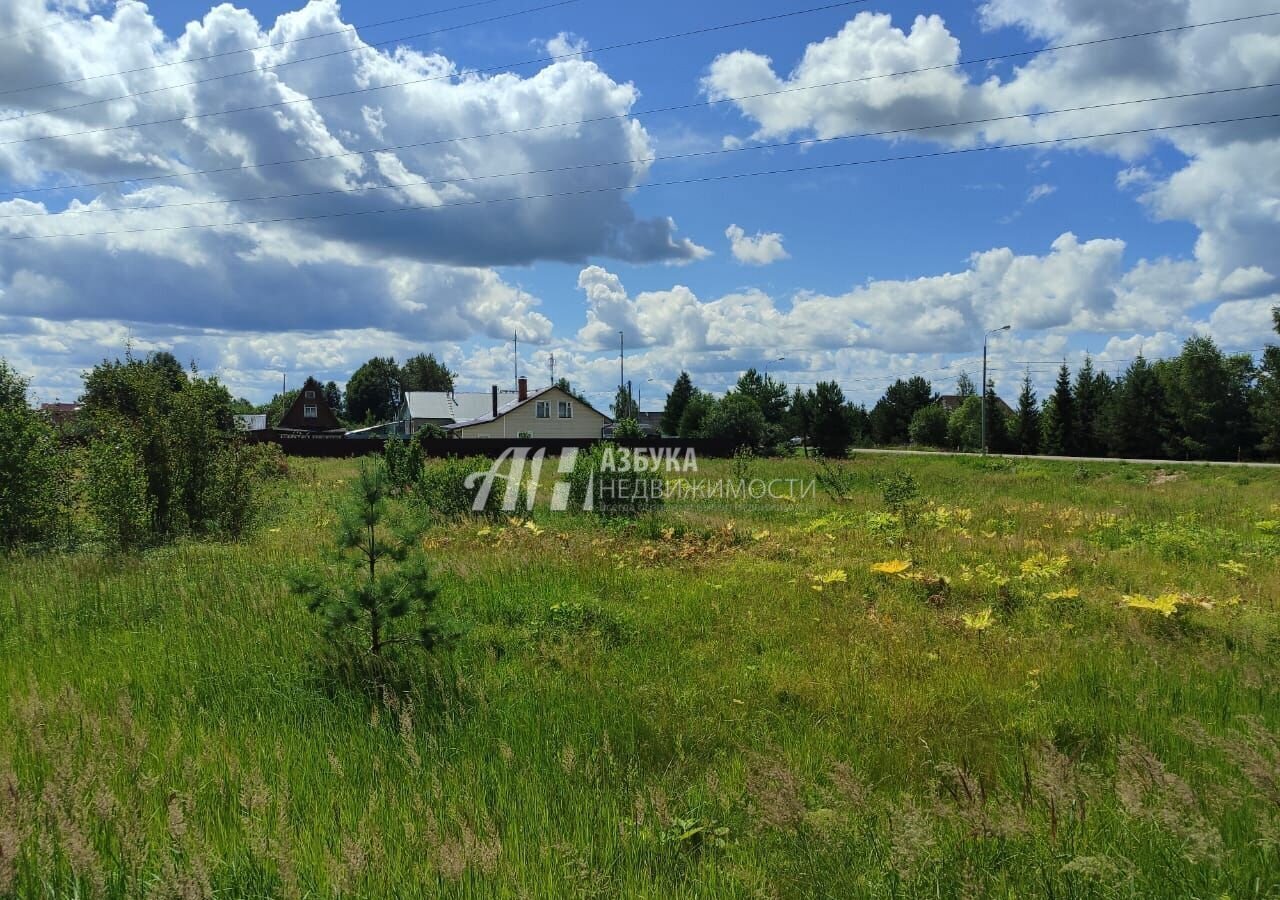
left=982, top=325, right=1012, bottom=454
left=619, top=331, right=625, bottom=397
left=549, top=353, right=556, bottom=387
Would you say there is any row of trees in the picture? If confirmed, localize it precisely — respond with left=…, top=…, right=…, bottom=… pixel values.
left=246, top=353, right=457, bottom=428
left=648, top=313, right=1279, bottom=462
left=655, top=369, right=868, bottom=457
left=2, top=352, right=282, bottom=552
left=901, top=328, right=1278, bottom=462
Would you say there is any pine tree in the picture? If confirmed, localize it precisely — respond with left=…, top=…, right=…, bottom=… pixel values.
left=660, top=372, right=695, bottom=436
left=1041, top=363, right=1074, bottom=455
left=787, top=386, right=813, bottom=456
left=735, top=368, right=789, bottom=424
left=610, top=385, right=638, bottom=421
left=289, top=462, right=442, bottom=659
left=1014, top=371, right=1040, bottom=455
left=870, top=377, right=935, bottom=445
left=810, top=381, right=855, bottom=458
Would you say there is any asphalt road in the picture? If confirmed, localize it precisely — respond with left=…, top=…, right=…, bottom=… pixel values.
left=854, top=448, right=1280, bottom=469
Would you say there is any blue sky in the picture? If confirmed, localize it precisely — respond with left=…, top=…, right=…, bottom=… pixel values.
left=0, top=0, right=1277, bottom=407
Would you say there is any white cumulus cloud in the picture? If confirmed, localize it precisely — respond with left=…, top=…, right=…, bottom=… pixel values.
left=725, top=224, right=789, bottom=265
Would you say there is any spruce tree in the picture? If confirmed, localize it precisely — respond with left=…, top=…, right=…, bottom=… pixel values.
left=1073, top=357, right=1099, bottom=456
left=1014, top=371, right=1041, bottom=455
left=1108, top=355, right=1168, bottom=459
left=1159, top=337, right=1255, bottom=460
left=983, top=379, right=1011, bottom=452
left=660, top=372, right=695, bottom=436
left=1041, top=364, right=1075, bottom=455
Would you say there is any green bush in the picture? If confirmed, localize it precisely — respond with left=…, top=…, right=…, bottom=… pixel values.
left=908, top=403, right=950, bottom=447
left=82, top=353, right=239, bottom=538
left=612, top=417, right=643, bottom=439
left=563, top=443, right=664, bottom=516
left=702, top=393, right=765, bottom=451
left=416, top=455, right=508, bottom=519
left=0, top=361, right=73, bottom=550
left=383, top=437, right=423, bottom=491
left=415, top=423, right=448, bottom=442
left=878, top=468, right=924, bottom=525
left=86, top=422, right=154, bottom=552
left=203, top=441, right=286, bottom=539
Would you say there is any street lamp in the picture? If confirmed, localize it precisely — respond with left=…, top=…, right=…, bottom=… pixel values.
left=981, top=325, right=1011, bottom=454
left=764, top=356, right=785, bottom=380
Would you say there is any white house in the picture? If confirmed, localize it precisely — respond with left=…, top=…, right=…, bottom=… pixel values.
left=447, top=379, right=611, bottom=439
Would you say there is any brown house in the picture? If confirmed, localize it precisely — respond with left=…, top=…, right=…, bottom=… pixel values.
left=40, top=402, right=83, bottom=427
left=276, top=377, right=344, bottom=433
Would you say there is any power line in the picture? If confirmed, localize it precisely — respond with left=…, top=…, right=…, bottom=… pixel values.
left=1, top=0, right=581, bottom=123
left=0, top=11, right=86, bottom=43
left=666, top=345, right=1272, bottom=396
left=0, top=0, right=873, bottom=148
left=4, top=112, right=1275, bottom=241
left=3, top=11, right=1268, bottom=199
left=0, top=0, right=511, bottom=80
left=7, top=81, right=1270, bottom=220
left=9, top=8, right=1275, bottom=125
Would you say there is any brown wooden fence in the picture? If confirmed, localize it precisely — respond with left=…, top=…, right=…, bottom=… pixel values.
left=246, top=431, right=736, bottom=459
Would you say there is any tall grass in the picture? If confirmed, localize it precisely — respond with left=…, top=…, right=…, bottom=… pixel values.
left=0, top=455, right=1277, bottom=897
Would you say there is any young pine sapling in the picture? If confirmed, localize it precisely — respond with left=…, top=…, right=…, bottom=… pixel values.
left=290, top=462, right=441, bottom=658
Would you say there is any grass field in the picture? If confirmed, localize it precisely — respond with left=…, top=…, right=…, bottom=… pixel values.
left=1, top=453, right=1278, bottom=898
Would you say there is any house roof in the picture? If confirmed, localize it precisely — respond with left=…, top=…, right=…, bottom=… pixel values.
left=447, top=385, right=611, bottom=430
left=401, top=391, right=514, bottom=422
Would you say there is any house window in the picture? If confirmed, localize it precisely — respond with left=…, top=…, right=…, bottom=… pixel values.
left=304, top=405, right=318, bottom=418
left=536, top=401, right=550, bottom=419
left=305, top=390, right=315, bottom=399
left=558, top=401, right=573, bottom=419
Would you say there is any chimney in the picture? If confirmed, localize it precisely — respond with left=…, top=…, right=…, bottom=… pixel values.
left=491, top=384, right=499, bottom=418
left=518, top=376, right=528, bottom=402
